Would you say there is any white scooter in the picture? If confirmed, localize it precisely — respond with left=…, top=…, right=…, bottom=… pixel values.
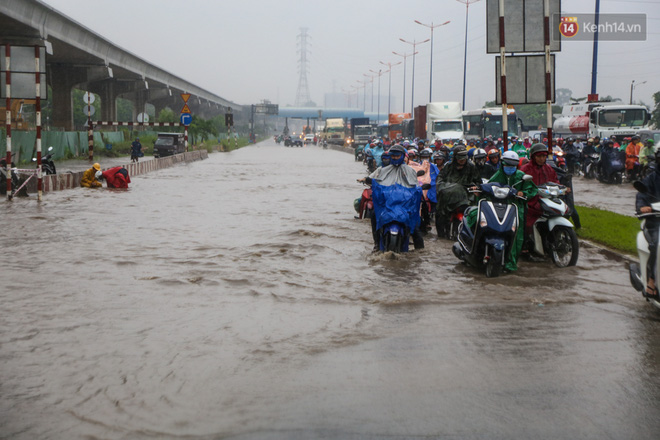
left=527, top=182, right=579, bottom=267
left=629, top=181, right=660, bottom=309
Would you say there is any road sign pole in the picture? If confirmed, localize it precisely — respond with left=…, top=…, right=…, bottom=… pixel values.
left=5, top=44, right=12, bottom=200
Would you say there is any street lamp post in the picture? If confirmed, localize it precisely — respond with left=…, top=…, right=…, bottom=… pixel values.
left=380, top=61, right=402, bottom=118
left=456, top=0, right=480, bottom=111
left=370, top=69, right=385, bottom=123
left=356, top=79, right=367, bottom=111
left=630, top=80, right=647, bottom=104
left=363, top=73, right=376, bottom=112
left=414, top=19, right=450, bottom=103
left=393, top=51, right=417, bottom=114
left=400, top=37, right=430, bottom=115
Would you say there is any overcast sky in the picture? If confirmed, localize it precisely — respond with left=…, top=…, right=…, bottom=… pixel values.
left=40, top=0, right=660, bottom=112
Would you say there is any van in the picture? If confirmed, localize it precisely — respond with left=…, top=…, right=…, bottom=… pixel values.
left=153, top=133, right=185, bottom=158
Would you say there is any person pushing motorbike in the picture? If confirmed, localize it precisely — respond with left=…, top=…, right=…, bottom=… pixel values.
left=636, top=148, right=660, bottom=300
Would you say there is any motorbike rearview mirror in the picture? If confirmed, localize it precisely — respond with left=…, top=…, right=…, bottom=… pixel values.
left=47, top=146, right=54, bottom=152
left=633, top=180, right=648, bottom=194
left=32, top=157, right=37, bottom=162
left=522, top=174, right=533, bottom=181
left=421, top=183, right=432, bottom=190
left=416, top=170, right=426, bottom=177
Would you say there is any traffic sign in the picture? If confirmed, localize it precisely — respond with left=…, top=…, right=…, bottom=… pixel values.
left=181, top=93, right=191, bottom=103
left=83, top=92, right=95, bottom=104
left=181, top=104, right=191, bottom=114
left=180, top=113, right=192, bottom=125
left=137, top=112, right=149, bottom=123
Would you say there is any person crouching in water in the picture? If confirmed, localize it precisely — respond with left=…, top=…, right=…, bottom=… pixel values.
left=81, top=163, right=103, bottom=188
left=96, top=166, right=131, bottom=188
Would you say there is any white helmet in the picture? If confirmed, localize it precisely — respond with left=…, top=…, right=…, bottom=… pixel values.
left=501, top=150, right=520, bottom=166
left=95, top=170, right=103, bottom=180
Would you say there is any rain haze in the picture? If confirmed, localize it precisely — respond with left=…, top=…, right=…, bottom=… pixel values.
left=40, top=0, right=660, bottom=112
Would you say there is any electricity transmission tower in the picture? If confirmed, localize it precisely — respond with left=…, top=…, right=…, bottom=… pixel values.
left=295, top=28, right=312, bottom=107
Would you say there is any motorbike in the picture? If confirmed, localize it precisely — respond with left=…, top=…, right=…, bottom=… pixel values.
left=371, top=181, right=425, bottom=253
left=322, top=140, right=328, bottom=149
left=0, top=158, right=20, bottom=196
left=597, top=149, right=625, bottom=184
left=629, top=180, right=660, bottom=310
left=32, top=146, right=57, bottom=175
left=354, top=181, right=373, bottom=219
left=526, top=182, right=579, bottom=267
left=452, top=180, right=529, bottom=278
left=639, top=155, right=656, bottom=180
left=583, top=152, right=600, bottom=179
left=437, top=183, right=475, bottom=241
left=355, top=147, right=365, bottom=162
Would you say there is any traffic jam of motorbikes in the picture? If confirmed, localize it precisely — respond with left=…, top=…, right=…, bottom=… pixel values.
left=320, top=111, right=660, bottom=309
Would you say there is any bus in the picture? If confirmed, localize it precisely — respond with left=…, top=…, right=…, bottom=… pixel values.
left=463, top=107, right=522, bottom=140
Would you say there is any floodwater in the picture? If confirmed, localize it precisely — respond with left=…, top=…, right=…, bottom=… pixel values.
left=2, top=140, right=660, bottom=439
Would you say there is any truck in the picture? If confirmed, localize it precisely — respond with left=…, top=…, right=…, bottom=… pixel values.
left=553, top=102, right=651, bottom=139
left=153, top=132, right=186, bottom=157
left=388, top=113, right=411, bottom=140
left=348, top=117, right=373, bottom=147
left=322, top=118, right=347, bottom=145
left=414, top=105, right=427, bottom=139
left=426, top=102, right=464, bottom=142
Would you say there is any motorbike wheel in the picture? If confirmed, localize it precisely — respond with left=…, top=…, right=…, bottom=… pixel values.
left=485, top=248, right=504, bottom=278
left=364, top=207, right=373, bottom=219
left=549, top=227, right=579, bottom=267
left=448, top=219, right=460, bottom=241
left=614, top=173, right=623, bottom=185
left=384, top=232, right=402, bottom=253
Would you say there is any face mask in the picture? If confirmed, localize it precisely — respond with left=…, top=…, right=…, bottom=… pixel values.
left=503, top=166, right=517, bottom=176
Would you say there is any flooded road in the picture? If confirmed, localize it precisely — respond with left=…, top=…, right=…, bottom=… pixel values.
left=2, top=140, right=660, bottom=439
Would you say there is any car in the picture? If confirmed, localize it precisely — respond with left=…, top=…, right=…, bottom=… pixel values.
left=291, top=136, right=303, bottom=147
left=304, top=134, right=315, bottom=144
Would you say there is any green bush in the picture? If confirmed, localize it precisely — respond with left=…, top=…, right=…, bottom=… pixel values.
left=575, top=205, right=639, bottom=255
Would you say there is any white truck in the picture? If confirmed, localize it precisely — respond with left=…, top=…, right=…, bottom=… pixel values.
left=426, top=102, right=464, bottom=142
left=553, top=102, right=651, bottom=139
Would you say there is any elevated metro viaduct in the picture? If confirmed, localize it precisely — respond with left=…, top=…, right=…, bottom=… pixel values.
left=0, top=0, right=243, bottom=130
left=277, top=107, right=381, bottom=132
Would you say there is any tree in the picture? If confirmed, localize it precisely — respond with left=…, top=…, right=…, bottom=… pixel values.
left=651, top=91, right=660, bottom=129
left=117, top=98, right=134, bottom=122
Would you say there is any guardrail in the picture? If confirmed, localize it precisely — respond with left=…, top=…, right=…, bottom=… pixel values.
left=18, top=150, right=208, bottom=193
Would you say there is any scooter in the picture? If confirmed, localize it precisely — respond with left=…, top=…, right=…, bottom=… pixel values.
left=32, top=146, right=56, bottom=175
left=452, top=181, right=528, bottom=278
left=371, top=181, right=425, bottom=253
left=0, top=158, right=20, bottom=196
left=583, top=153, right=600, bottom=179
left=354, top=181, right=373, bottom=219
left=629, top=180, right=660, bottom=309
left=598, top=149, right=625, bottom=184
left=527, top=182, right=579, bottom=267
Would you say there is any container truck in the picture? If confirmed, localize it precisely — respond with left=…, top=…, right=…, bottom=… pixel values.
left=348, top=117, right=373, bottom=147
left=553, top=102, right=650, bottom=139
left=426, top=102, right=464, bottom=142
left=322, top=118, right=347, bottom=145
left=388, top=113, right=411, bottom=140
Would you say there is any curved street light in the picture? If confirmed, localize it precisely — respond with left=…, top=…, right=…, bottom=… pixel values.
left=370, top=69, right=385, bottom=123
left=414, top=19, right=450, bottom=102
left=380, top=60, right=402, bottom=117
left=399, top=38, right=430, bottom=115
left=630, top=80, right=647, bottom=104
left=393, top=50, right=418, bottom=114
left=456, top=0, right=481, bottom=111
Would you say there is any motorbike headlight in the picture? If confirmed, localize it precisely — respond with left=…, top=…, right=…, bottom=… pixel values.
left=479, top=212, right=487, bottom=228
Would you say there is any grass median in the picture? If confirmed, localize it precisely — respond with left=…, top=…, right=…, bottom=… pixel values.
left=574, top=205, right=639, bottom=256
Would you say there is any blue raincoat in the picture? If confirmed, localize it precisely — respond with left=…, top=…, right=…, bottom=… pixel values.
left=371, top=181, right=422, bottom=232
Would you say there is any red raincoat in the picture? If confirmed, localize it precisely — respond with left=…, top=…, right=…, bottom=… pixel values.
left=102, top=167, right=131, bottom=188
left=520, top=160, right=559, bottom=232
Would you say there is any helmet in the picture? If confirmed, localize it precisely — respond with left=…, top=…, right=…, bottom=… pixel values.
left=389, top=145, right=407, bottom=166
left=420, top=148, right=432, bottom=158
left=453, top=145, right=468, bottom=159
left=646, top=139, right=655, bottom=146
left=432, top=151, right=447, bottom=162
left=501, top=150, right=520, bottom=166
left=587, top=138, right=594, bottom=143
left=529, top=143, right=549, bottom=157
left=473, top=148, right=487, bottom=160
left=95, top=170, right=103, bottom=180
left=407, top=149, right=417, bottom=157
left=93, top=163, right=101, bottom=171
left=487, top=148, right=500, bottom=158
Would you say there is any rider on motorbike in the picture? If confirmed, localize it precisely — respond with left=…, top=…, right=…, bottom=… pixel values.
left=520, top=143, right=562, bottom=235
left=362, top=145, right=424, bottom=251
left=482, top=148, right=501, bottom=180
left=483, top=150, right=538, bottom=272
left=435, top=145, right=481, bottom=238
left=626, top=135, right=643, bottom=180
left=640, top=139, right=655, bottom=170
left=472, top=148, right=490, bottom=180
left=636, top=148, right=660, bottom=300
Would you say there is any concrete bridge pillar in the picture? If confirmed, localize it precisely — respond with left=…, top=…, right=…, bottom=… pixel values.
left=50, top=64, right=87, bottom=130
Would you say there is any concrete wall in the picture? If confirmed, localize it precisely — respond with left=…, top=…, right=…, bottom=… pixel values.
left=25, top=150, right=208, bottom=193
